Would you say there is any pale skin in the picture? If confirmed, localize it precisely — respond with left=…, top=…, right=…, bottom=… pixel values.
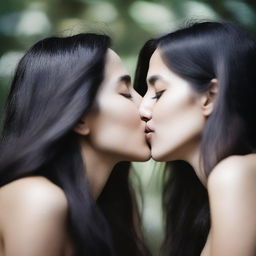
left=140, top=48, right=256, bottom=256
left=0, top=49, right=150, bottom=256
left=0, top=177, right=72, bottom=256
left=202, top=154, right=256, bottom=256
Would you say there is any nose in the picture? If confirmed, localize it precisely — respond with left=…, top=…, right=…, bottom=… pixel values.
left=139, top=97, right=152, bottom=122
left=132, top=90, right=142, bottom=106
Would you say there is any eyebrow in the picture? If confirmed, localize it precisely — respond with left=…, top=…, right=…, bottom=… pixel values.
left=147, top=75, right=162, bottom=86
left=118, top=75, right=131, bottom=84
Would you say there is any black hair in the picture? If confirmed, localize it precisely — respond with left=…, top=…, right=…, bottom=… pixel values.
left=0, top=33, right=150, bottom=256
left=135, top=21, right=256, bottom=255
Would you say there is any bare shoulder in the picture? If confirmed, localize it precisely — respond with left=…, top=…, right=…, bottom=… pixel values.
left=0, top=177, right=71, bottom=255
left=0, top=176, right=68, bottom=223
left=207, top=153, right=256, bottom=194
left=206, top=154, right=256, bottom=255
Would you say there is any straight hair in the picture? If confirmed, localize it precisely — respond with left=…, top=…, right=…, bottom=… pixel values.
left=135, top=21, right=256, bottom=255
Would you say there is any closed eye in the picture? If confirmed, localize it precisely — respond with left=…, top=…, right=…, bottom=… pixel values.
left=120, top=93, right=133, bottom=99
left=152, top=90, right=165, bottom=100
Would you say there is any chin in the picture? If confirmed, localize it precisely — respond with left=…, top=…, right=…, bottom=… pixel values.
left=151, top=149, right=169, bottom=162
left=152, top=148, right=186, bottom=162
left=127, top=146, right=151, bottom=161
left=132, top=151, right=151, bottom=161
left=151, top=155, right=166, bottom=162
left=136, top=152, right=151, bottom=161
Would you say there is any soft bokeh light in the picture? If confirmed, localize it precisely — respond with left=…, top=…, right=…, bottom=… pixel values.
left=0, top=51, right=23, bottom=78
left=16, top=9, right=51, bottom=36
left=129, top=1, right=178, bottom=33
left=83, top=2, right=118, bottom=23
left=181, top=1, right=219, bottom=20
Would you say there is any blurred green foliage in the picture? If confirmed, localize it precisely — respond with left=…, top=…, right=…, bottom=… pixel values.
left=1, top=0, right=256, bottom=103
left=1, top=0, right=256, bottom=255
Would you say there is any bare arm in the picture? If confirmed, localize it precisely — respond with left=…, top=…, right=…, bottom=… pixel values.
left=207, top=155, right=256, bottom=256
left=0, top=177, right=69, bottom=256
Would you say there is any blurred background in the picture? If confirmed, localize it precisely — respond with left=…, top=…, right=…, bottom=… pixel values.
left=1, top=0, right=256, bottom=255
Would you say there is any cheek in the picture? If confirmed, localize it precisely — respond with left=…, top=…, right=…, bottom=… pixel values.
left=152, top=91, right=205, bottom=158
left=101, top=99, right=141, bottom=132
left=89, top=97, right=145, bottom=154
left=162, top=96, right=203, bottom=132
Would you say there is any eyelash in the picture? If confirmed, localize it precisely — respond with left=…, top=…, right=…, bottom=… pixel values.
left=120, top=93, right=133, bottom=99
left=152, top=90, right=165, bottom=100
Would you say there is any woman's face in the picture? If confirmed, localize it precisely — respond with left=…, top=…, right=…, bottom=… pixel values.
left=84, top=49, right=150, bottom=161
left=140, top=49, right=206, bottom=161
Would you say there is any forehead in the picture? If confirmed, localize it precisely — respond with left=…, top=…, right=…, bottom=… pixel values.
left=104, top=49, right=127, bottom=77
left=147, top=49, right=193, bottom=90
left=98, top=49, right=130, bottom=93
left=147, top=49, right=170, bottom=76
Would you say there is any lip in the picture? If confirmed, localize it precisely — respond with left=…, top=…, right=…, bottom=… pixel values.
left=145, top=124, right=154, bottom=133
left=144, top=124, right=154, bottom=147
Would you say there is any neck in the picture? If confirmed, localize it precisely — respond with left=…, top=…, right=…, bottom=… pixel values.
left=186, top=148, right=207, bottom=187
left=178, top=139, right=207, bottom=187
left=79, top=140, right=118, bottom=199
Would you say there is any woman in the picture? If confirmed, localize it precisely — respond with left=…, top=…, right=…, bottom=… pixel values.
left=0, top=33, right=151, bottom=256
left=135, top=21, right=256, bottom=255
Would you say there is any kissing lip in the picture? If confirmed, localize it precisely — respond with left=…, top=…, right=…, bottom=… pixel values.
left=145, top=124, right=154, bottom=148
left=145, top=124, right=154, bottom=134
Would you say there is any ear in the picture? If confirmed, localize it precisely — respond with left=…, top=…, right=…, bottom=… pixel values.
left=201, top=78, right=218, bottom=117
left=73, top=116, right=90, bottom=136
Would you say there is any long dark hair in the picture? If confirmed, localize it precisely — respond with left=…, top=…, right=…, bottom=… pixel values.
left=0, top=33, right=149, bottom=256
left=135, top=21, right=256, bottom=255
